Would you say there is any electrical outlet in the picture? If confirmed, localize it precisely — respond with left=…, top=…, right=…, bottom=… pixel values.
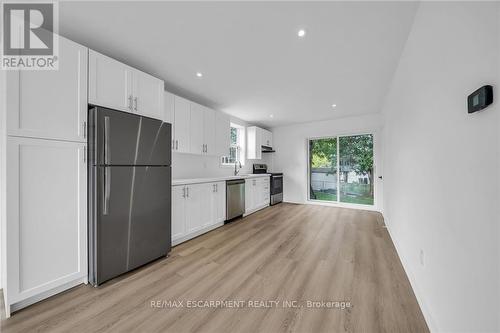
left=419, top=249, right=425, bottom=267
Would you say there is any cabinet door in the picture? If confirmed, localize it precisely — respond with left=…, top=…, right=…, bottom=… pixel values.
left=89, top=50, right=133, bottom=113
left=215, top=112, right=230, bottom=157
left=261, top=177, right=270, bottom=207
left=247, top=127, right=262, bottom=160
left=185, top=183, right=212, bottom=233
left=7, top=36, right=88, bottom=142
left=245, top=179, right=254, bottom=213
left=203, top=107, right=216, bottom=155
left=212, top=182, right=226, bottom=223
left=172, top=186, right=186, bottom=241
left=252, top=178, right=261, bottom=208
left=262, top=129, right=272, bottom=147
left=164, top=92, right=175, bottom=150
left=132, top=70, right=164, bottom=120
left=173, top=96, right=190, bottom=153
left=6, top=137, right=87, bottom=305
left=189, top=103, right=204, bottom=155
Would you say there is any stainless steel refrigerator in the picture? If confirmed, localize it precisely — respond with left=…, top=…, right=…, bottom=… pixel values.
left=88, top=107, right=171, bottom=286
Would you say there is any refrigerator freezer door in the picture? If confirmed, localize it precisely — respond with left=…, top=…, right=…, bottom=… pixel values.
left=92, top=107, right=171, bottom=166
left=93, top=165, right=171, bottom=285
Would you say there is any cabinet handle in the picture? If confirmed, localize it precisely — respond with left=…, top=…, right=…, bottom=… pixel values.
left=186, top=187, right=189, bottom=197
left=83, top=146, right=87, bottom=164
left=205, top=144, right=208, bottom=153
left=83, top=121, right=87, bottom=139
left=182, top=187, right=186, bottom=198
left=134, top=97, right=138, bottom=111
left=176, top=140, right=178, bottom=150
left=128, top=95, right=133, bottom=111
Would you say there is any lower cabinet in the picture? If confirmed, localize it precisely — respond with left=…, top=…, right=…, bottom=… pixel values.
left=245, top=176, right=270, bottom=215
left=172, top=181, right=225, bottom=245
left=4, top=137, right=87, bottom=316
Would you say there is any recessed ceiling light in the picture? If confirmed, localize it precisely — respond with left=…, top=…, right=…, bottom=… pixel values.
left=297, top=29, right=306, bottom=38
left=331, top=104, right=337, bottom=108
left=269, top=114, right=274, bottom=118
left=196, top=72, right=203, bottom=78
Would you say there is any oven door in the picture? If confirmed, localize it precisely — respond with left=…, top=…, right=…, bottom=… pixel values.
left=271, top=175, right=283, bottom=195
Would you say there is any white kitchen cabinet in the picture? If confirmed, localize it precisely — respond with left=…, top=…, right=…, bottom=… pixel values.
left=89, top=50, right=132, bottom=113
left=215, top=112, right=231, bottom=157
left=245, top=176, right=270, bottom=215
left=211, top=181, right=226, bottom=223
left=132, top=69, right=164, bottom=119
left=172, top=185, right=186, bottom=241
left=171, top=181, right=226, bottom=246
left=163, top=91, right=175, bottom=149
left=247, top=126, right=273, bottom=159
left=164, top=91, right=175, bottom=125
left=189, top=103, right=205, bottom=155
left=173, top=95, right=191, bottom=153
left=245, top=178, right=255, bottom=214
left=6, top=36, right=88, bottom=142
left=262, top=129, right=273, bottom=147
left=203, top=107, right=216, bottom=156
left=189, top=103, right=217, bottom=156
left=185, top=183, right=212, bottom=233
left=5, top=137, right=87, bottom=314
left=89, top=50, right=164, bottom=120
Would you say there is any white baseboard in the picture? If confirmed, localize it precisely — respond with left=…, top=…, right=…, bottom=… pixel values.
left=172, top=221, right=225, bottom=247
left=384, top=217, right=437, bottom=332
left=9, top=277, right=84, bottom=316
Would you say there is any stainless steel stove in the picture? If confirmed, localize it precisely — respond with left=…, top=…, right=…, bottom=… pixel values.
left=253, top=164, right=283, bottom=205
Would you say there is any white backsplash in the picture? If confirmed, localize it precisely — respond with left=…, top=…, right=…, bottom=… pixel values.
left=172, top=152, right=274, bottom=179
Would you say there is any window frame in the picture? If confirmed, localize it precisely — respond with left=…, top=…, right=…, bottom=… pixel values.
left=221, top=123, right=245, bottom=167
left=307, top=131, right=377, bottom=210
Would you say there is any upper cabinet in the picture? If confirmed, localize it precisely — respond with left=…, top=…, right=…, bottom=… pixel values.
left=131, top=69, right=164, bottom=119
left=6, top=36, right=88, bottom=142
left=173, top=95, right=191, bottom=153
left=89, top=50, right=164, bottom=120
left=167, top=93, right=230, bottom=157
left=247, top=126, right=273, bottom=160
left=215, top=112, right=230, bottom=157
left=203, top=107, right=216, bottom=156
left=88, top=50, right=131, bottom=113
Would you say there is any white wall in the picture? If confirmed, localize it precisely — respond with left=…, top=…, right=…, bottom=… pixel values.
left=382, top=2, right=499, bottom=332
left=172, top=115, right=274, bottom=179
left=272, top=114, right=384, bottom=210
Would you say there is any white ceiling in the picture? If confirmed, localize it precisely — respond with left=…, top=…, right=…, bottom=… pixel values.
left=59, top=1, right=418, bottom=128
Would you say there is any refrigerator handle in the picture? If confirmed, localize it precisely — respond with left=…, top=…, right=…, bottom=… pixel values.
left=104, top=116, right=110, bottom=164
left=103, top=167, right=111, bottom=215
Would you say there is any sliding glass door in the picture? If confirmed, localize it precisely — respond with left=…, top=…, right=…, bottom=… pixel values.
left=309, top=134, right=374, bottom=206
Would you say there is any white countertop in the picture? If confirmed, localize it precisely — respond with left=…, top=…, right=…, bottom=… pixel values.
left=172, top=173, right=271, bottom=186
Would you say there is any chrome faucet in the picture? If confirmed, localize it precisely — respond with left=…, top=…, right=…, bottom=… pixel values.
left=234, top=161, right=242, bottom=176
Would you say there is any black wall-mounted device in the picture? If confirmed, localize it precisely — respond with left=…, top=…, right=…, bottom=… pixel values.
left=468, top=85, right=493, bottom=114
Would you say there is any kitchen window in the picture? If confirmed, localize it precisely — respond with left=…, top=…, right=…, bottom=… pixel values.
left=221, top=123, right=245, bottom=166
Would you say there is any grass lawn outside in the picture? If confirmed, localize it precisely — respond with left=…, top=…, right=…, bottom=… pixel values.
left=312, top=190, right=373, bottom=206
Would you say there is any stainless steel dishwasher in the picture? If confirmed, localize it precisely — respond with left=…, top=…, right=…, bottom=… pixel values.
left=226, top=179, right=245, bottom=221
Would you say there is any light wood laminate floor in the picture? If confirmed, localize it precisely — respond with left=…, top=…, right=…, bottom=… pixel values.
left=1, top=203, right=428, bottom=332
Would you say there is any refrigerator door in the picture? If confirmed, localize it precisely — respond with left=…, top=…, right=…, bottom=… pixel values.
left=92, top=107, right=171, bottom=166
left=93, top=165, right=171, bottom=285
left=128, top=166, right=171, bottom=270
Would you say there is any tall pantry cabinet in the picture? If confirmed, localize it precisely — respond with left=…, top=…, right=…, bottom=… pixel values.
left=1, top=36, right=88, bottom=317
